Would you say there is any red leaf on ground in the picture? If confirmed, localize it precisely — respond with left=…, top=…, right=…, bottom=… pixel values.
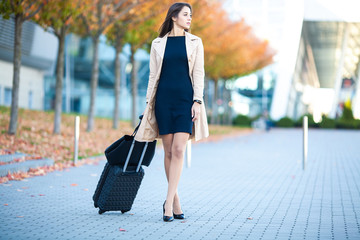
left=38, top=194, right=45, bottom=196
left=70, top=183, right=78, bottom=186
left=247, top=217, right=253, bottom=220
left=83, top=188, right=88, bottom=191
left=119, top=228, right=126, bottom=232
left=4, top=204, right=8, bottom=206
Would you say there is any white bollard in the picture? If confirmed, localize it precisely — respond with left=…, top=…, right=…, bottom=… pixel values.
left=303, top=116, right=308, bottom=170
left=74, top=116, right=80, bottom=165
left=186, top=140, right=192, bottom=168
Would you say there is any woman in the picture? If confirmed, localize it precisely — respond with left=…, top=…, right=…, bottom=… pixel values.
left=135, top=2, right=209, bottom=222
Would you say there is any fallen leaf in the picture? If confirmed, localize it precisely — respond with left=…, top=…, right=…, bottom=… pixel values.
left=181, top=220, right=187, bottom=223
left=71, top=183, right=78, bottom=187
left=39, top=194, right=45, bottom=196
left=119, top=228, right=126, bottom=232
left=83, top=188, right=88, bottom=191
left=21, top=187, right=29, bottom=189
left=16, top=189, right=23, bottom=192
left=16, top=216, right=24, bottom=218
left=247, top=217, right=253, bottom=220
left=4, top=204, right=8, bottom=206
left=129, top=213, right=134, bottom=215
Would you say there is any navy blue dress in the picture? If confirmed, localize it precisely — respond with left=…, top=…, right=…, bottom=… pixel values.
left=155, top=36, right=194, bottom=135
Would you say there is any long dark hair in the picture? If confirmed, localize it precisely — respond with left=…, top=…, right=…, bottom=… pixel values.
left=158, top=2, right=192, bottom=38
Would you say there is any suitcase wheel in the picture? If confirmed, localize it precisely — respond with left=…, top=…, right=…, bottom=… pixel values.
left=121, top=210, right=126, bottom=214
left=94, top=203, right=98, bottom=208
left=98, top=209, right=106, bottom=214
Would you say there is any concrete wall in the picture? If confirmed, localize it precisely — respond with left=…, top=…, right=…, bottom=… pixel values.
left=269, top=0, right=304, bottom=120
left=0, top=60, right=44, bottom=110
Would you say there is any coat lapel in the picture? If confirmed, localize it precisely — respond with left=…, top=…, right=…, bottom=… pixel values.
left=153, top=31, right=198, bottom=64
left=185, top=31, right=198, bottom=62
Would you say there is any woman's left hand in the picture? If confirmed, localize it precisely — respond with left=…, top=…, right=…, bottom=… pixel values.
left=191, top=102, right=201, bottom=122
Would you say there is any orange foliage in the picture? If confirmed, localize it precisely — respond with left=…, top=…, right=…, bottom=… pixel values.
left=191, top=0, right=274, bottom=80
left=0, top=107, right=134, bottom=163
left=75, top=0, right=151, bottom=38
left=33, top=0, right=83, bottom=32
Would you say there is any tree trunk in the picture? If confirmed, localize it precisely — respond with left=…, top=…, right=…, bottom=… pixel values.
left=204, top=77, right=210, bottom=113
left=130, top=46, right=138, bottom=128
left=8, top=15, right=23, bottom=135
left=87, top=37, right=100, bottom=132
left=225, top=86, right=232, bottom=125
left=53, top=26, right=66, bottom=134
left=113, top=43, right=122, bottom=129
left=219, top=81, right=224, bottom=124
left=211, top=79, right=218, bottom=125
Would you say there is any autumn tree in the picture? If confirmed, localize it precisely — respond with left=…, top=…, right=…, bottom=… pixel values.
left=191, top=0, right=274, bottom=124
left=106, top=0, right=169, bottom=128
left=0, top=0, right=48, bottom=135
left=75, top=0, right=149, bottom=132
left=105, top=21, right=127, bottom=129
left=125, top=19, right=159, bottom=127
left=33, top=0, right=82, bottom=134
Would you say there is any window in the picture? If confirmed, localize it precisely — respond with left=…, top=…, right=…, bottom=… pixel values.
left=4, top=87, right=12, bottom=106
left=28, top=90, right=33, bottom=109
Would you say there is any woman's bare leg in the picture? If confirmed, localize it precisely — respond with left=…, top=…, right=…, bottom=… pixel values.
left=161, top=134, right=183, bottom=214
left=163, top=132, right=189, bottom=217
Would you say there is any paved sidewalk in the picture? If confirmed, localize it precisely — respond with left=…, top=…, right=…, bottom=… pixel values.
left=1, top=129, right=360, bottom=240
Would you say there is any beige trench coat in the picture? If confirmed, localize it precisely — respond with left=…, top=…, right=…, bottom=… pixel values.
left=134, top=31, right=209, bottom=142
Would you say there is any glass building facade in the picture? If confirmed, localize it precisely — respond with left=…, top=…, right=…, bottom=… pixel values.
left=43, top=34, right=151, bottom=120
left=224, top=0, right=360, bottom=120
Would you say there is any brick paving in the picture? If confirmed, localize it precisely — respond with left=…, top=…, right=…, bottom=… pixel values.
left=0, top=129, right=359, bottom=240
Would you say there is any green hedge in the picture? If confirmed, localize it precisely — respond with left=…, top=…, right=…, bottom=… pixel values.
left=276, top=117, right=294, bottom=128
left=233, top=112, right=360, bottom=130
left=233, top=114, right=252, bottom=127
left=319, top=116, right=336, bottom=129
left=335, top=119, right=358, bottom=129
left=276, top=115, right=360, bottom=130
left=295, top=114, right=319, bottom=128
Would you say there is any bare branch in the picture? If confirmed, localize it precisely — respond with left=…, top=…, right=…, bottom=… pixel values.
left=113, top=0, right=128, bottom=10
left=24, top=1, right=47, bottom=21
left=81, top=14, right=91, bottom=35
left=9, top=0, right=16, bottom=12
left=103, top=0, right=142, bottom=30
left=23, top=0, right=36, bottom=13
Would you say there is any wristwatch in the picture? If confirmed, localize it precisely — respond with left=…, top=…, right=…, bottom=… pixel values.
left=193, top=99, right=202, bottom=104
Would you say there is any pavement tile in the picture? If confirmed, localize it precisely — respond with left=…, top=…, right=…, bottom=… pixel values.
left=1, top=129, right=360, bottom=239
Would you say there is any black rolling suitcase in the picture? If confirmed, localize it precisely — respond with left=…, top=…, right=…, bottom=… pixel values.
left=93, top=117, right=154, bottom=214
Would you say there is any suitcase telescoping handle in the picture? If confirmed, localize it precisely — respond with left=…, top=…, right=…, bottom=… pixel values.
left=123, top=115, right=148, bottom=173
left=131, top=115, right=143, bottom=137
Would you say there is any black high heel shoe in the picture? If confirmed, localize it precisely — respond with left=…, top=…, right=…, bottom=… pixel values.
left=173, top=212, right=185, bottom=219
left=163, top=201, right=174, bottom=222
